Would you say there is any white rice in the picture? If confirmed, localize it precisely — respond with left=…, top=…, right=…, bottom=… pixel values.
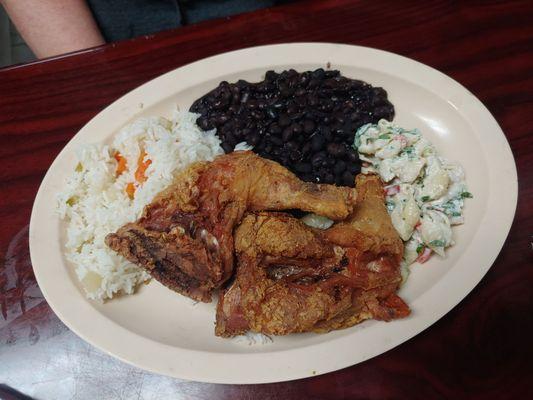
left=234, top=141, right=253, bottom=151
left=57, top=111, right=223, bottom=301
left=231, top=332, right=273, bottom=345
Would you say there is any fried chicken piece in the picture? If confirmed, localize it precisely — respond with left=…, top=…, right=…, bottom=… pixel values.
left=216, top=174, right=409, bottom=337
left=105, top=151, right=357, bottom=302
left=323, top=174, right=403, bottom=257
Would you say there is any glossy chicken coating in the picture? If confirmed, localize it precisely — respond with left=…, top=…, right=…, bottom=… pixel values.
left=105, top=151, right=357, bottom=302
left=216, top=174, right=409, bottom=336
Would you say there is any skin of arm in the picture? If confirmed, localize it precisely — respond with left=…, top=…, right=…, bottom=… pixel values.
left=1, top=0, right=105, bottom=58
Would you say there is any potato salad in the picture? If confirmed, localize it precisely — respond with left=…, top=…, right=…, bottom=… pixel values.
left=354, top=119, right=472, bottom=269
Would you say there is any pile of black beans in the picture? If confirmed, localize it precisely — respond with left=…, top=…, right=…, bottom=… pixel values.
left=190, top=69, right=394, bottom=187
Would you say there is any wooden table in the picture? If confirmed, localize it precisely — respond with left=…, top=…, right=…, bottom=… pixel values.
left=1, top=0, right=531, bottom=398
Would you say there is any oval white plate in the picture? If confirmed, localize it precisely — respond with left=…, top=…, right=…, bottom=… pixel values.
left=30, top=43, right=517, bottom=384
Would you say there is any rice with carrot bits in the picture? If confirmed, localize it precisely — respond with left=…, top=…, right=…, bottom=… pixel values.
left=57, top=111, right=223, bottom=301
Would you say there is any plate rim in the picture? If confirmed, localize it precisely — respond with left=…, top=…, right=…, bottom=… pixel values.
left=29, top=42, right=518, bottom=383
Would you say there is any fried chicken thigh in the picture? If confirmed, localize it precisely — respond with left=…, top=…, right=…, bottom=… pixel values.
left=216, top=174, right=410, bottom=337
left=105, top=151, right=357, bottom=302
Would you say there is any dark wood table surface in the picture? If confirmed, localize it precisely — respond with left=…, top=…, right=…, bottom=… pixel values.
left=1, top=0, right=532, bottom=398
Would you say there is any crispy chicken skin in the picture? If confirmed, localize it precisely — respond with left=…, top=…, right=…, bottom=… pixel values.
left=105, top=151, right=357, bottom=302
left=216, top=174, right=410, bottom=337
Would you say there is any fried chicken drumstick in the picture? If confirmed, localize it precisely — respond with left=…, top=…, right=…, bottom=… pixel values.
left=216, top=174, right=410, bottom=336
left=105, top=151, right=357, bottom=302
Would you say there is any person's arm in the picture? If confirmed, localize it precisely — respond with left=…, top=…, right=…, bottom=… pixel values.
left=1, top=0, right=105, bottom=58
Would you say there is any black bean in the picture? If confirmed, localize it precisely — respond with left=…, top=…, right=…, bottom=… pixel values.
left=311, top=68, right=325, bottom=80
left=320, top=100, right=333, bottom=112
left=334, top=111, right=345, bottom=124
left=303, top=119, right=315, bottom=134
left=304, top=111, right=316, bottom=120
left=333, top=160, right=347, bottom=174
left=214, top=99, right=228, bottom=110
left=294, top=162, right=312, bottom=173
left=372, top=87, right=387, bottom=102
left=221, top=89, right=231, bottom=102
left=290, top=112, right=304, bottom=121
left=291, top=123, right=303, bottom=135
left=290, top=150, right=302, bottom=161
left=268, top=123, right=281, bottom=135
left=324, top=173, right=335, bottom=184
left=231, top=85, right=240, bottom=96
left=285, top=141, right=298, bottom=150
left=279, top=84, right=291, bottom=98
left=295, top=96, right=307, bottom=106
left=299, top=73, right=310, bottom=86
left=307, top=95, right=318, bottom=107
left=347, top=163, right=360, bottom=174
left=311, top=134, right=325, bottom=151
left=324, top=70, right=339, bottom=78
left=327, top=142, right=346, bottom=157
left=265, top=70, right=277, bottom=81
left=320, top=125, right=332, bottom=141
left=225, top=132, right=236, bottom=144
left=374, top=105, right=393, bottom=120
left=347, top=149, right=359, bottom=163
left=344, top=137, right=354, bottom=145
left=256, top=83, right=269, bottom=93
left=266, top=108, right=277, bottom=119
left=221, top=142, right=234, bottom=153
left=342, top=171, right=355, bottom=186
left=286, top=103, right=298, bottom=115
left=299, top=173, right=316, bottom=182
left=251, top=110, right=264, bottom=120
left=245, top=120, right=256, bottom=131
left=282, top=127, right=293, bottom=142
left=349, top=111, right=361, bottom=122
left=311, top=151, right=326, bottom=167
left=308, top=78, right=320, bottom=89
left=278, top=113, right=291, bottom=127
left=270, top=136, right=283, bottom=146
left=248, top=132, right=261, bottom=146
left=240, top=91, right=250, bottom=103
left=301, top=142, right=312, bottom=156
left=197, top=116, right=212, bottom=131
left=213, top=114, right=229, bottom=126
left=323, top=78, right=336, bottom=89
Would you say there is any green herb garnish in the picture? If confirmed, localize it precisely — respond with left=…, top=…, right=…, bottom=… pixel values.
left=421, top=195, right=431, bottom=202
left=429, top=240, right=446, bottom=247
left=378, top=134, right=390, bottom=140
left=416, top=244, right=425, bottom=254
left=451, top=212, right=461, bottom=217
left=461, top=191, right=473, bottom=199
